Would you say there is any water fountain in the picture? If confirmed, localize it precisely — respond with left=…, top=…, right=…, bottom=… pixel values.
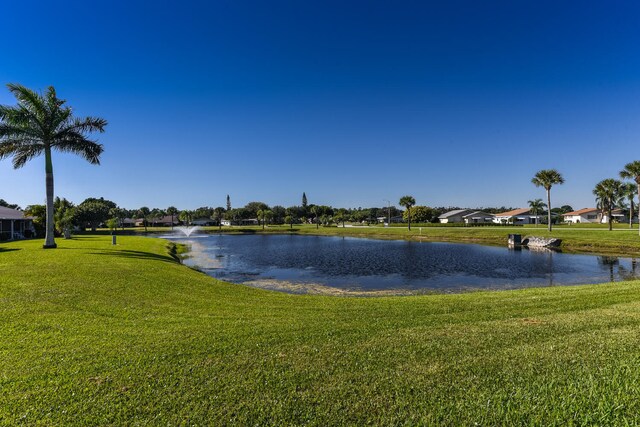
left=175, top=226, right=201, bottom=237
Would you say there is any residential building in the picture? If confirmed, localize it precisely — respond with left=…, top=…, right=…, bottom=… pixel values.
left=0, top=206, right=35, bottom=240
left=493, top=208, right=542, bottom=225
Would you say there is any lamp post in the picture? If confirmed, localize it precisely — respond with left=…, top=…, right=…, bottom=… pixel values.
left=383, top=199, right=391, bottom=227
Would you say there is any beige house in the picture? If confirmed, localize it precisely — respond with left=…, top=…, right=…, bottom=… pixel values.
left=493, top=208, right=542, bottom=225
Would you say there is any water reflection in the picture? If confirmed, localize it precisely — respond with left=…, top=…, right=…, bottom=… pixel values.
left=173, top=235, right=640, bottom=293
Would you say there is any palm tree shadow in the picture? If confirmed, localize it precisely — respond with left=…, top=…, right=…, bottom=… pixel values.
left=0, top=248, right=20, bottom=253
left=89, top=249, right=176, bottom=263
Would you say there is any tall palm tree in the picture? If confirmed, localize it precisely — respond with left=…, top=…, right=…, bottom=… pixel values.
left=399, top=195, right=416, bottom=230
left=531, top=169, right=564, bottom=232
left=0, top=84, right=106, bottom=248
left=527, top=198, right=546, bottom=227
left=620, top=182, right=636, bottom=229
left=620, top=160, right=640, bottom=235
left=593, top=179, right=623, bottom=231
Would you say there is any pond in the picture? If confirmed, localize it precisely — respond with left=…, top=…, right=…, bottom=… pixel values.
left=169, top=234, right=640, bottom=295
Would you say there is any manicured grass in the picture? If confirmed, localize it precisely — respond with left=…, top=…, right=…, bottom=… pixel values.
left=3, top=235, right=640, bottom=424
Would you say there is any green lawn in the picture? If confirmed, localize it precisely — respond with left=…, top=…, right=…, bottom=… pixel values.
left=3, top=235, right=640, bottom=424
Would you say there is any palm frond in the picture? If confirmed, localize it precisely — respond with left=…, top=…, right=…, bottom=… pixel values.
left=55, top=136, right=104, bottom=165
left=6, top=83, right=46, bottom=118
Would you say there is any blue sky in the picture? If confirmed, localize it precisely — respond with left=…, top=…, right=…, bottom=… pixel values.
left=1, top=0, right=640, bottom=210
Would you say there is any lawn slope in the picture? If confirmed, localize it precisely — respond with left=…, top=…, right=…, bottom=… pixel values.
left=2, top=236, right=640, bottom=425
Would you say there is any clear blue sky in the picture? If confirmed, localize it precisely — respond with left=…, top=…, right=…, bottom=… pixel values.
left=1, top=0, right=639, bottom=210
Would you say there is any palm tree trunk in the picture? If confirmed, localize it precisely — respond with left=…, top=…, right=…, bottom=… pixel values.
left=609, top=206, right=613, bottom=231
left=408, top=207, right=412, bottom=231
left=630, top=200, right=634, bottom=229
left=637, top=182, right=640, bottom=236
left=43, top=147, right=57, bottom=248
left=546, top=188, right=552, bottom=232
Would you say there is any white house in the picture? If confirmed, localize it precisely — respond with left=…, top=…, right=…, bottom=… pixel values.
left=438, top=209, right=474, bottom=224
left=563, top=208, right=629, bottom=224
left=462, top=211, right=495, bottom=224
left=562, top=208, right=600, bottom=224
left=493, top=208, right=542, bottom=225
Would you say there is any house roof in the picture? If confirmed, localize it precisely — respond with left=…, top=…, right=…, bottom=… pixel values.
left=462, top=210, right=494, bottom=218
left=563, top=208, right=599, bottom=216
left=495, top=208, right=531, bottom=217
left=0, top=206, right=31, bottom=220
left=438, top=209, right=472, bottom=219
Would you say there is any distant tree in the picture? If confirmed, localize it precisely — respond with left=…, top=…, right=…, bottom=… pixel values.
left=558, top=205, right=574, bottom=214
left=226, top=194, right=231, bottom=211
left=75, top=198, right=115, bottom=231
left=24, top=204, right=46, bottom=236
left=179, top=210, right=193, bottom=226
left=302, top=192, right=308, bottom=210
left=257, top=209, right=266, bottom=229
left=136, top=207, right=150, bottom=232
left=54, top=197, right=75, bottom=235
left=399, top=195, right=416, bottom=230
left=532, top=169, right=564, bottom=232
left=167, top=206, right=179, bottom=230
left=311, top=206, right=319, bottom=229
left=285, top=215, right=295, bottom=229
left=0, top=84, right=106, bottom=248
left=620, top=160, right=640, bottom=235
left=245, top=202, right=269, bottom=219
left=271, top=205, right=286, bottom=224
left=593, top=179, right=623, bottom=231
left=213, top=207, right=226, bottom=230
left=106, top=218, right=118, bottom=235
left=402, top=205, right=435, bottom=224
left=527, top=199, right=546, bottom=227
left=621, top=182, right=636, bottom=229
left=148, top=208, right=164, bottom=227
left=108, top=207, right=128, bottom=230
left=0, top=199, right=20, bottom=210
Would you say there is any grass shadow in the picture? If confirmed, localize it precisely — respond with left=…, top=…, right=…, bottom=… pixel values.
left=89, top=249, right=176, bottom=263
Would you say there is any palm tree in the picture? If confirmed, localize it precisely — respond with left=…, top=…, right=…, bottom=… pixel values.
left=620, top=182, right=636, bottom=229
left=593, top=179, right=623, bottom=231
left=167, top=206, right=178, bottom=230
left=399, top=195, right=416, bottom=230
left=620, top=160, right=640, bottom=234
left=527, top=198, right=546, bottom=227
left=0, top=84, right=106, bottom=248
left=531, top=169, right=564, bottom=232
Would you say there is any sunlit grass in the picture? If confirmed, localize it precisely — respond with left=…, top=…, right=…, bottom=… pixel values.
left=2, top=235, right=640, bottom=423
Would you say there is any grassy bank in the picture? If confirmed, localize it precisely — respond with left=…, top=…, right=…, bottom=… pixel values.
left=3, top=235, right=640, bottom=424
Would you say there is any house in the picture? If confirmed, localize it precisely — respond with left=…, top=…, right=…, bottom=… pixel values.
left=563, top=208, right=600, bottom=224
left=192, top=217, right=216, bottom=226
left=493, top=208, right=542, bottom=225
left=149, top=215, right=179, bottom=227
left=603, top=208, right=627, bottom=224
left=438, top=209, right=474, bottom=224
left=462, top=211, right=495, bottom=224
left=376, top=216, right=403, bottom=224
left=221, top=218, right=260, bottom=226
left=564, top=208, right=630, bottom=224
left=0, top=206, right=35, bottom=240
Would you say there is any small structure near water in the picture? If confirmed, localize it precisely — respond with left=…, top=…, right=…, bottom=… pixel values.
left=509, top=234, right=562, bottom=248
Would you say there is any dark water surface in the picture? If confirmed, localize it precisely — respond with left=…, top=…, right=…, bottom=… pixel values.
left=171, top=234, right=640, bottom=293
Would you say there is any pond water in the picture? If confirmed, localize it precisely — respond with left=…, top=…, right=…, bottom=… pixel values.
left=168, top=234, right=640, bottom=294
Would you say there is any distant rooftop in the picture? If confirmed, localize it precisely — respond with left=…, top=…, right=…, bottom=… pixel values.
left=0, top=206, right=30, bottom=220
